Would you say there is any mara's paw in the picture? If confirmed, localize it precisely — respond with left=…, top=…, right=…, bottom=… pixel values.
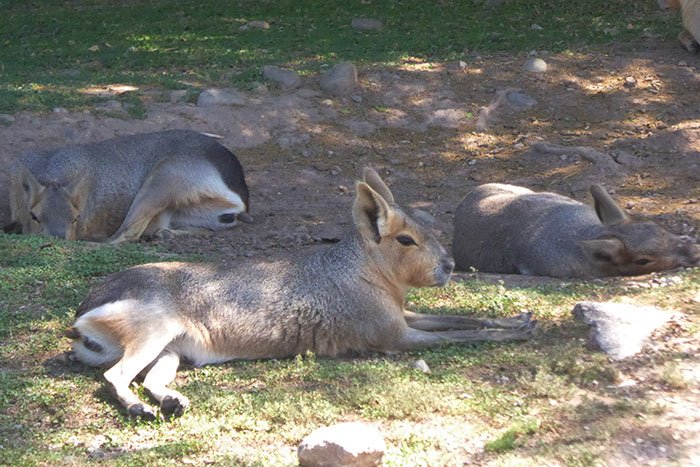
left=150, top=229, right=175, bottom=241
left=127, top=402, right=158, bottom=421
left=160, top=395, right=190, bottom=419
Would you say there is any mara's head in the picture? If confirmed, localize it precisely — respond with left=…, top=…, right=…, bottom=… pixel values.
left=580, top=184, right=700, bottom=276
left=352, top=168, right=454, bottom=288
left=10, top=163, right=87, bottom=240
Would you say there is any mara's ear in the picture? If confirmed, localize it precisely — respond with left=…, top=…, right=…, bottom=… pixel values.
left=15, top=163, right=44, bottom=205
left=580, top=237, right=626, bottom=265
left=362, top=168, right=395, bottom=205
left=353, top=181, right=392, bottom=243
left=64, top=170, right=90, bottom=211
left=590, top=184, right=628, bottom=226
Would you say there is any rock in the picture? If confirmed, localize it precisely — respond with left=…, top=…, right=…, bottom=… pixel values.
left=262, top=65, right=301, bottom=89
left=298, top=422, right=385, bottom=467
left=0, top=114, right=16, bottom=124
left=426, top=108, right=464, bottom=129
left=52, top=107, right=69, bottom=114
left=413, top=359, right=431, bottom=373
left=196, top=88, right=246, bottom=107
left=506, top=91, right=537, bottom=109
left=320, top=62, right=358, bottom=97
left=572, top=301, right=681, bottom=360
left=351, top=94, right=363, bottom=103
left=95, top=100, right=123, bottom=113
left=297, top=88, right=321, bottom=98
left=458, top=60, right=468, bottom=69
left=240, top=20, right=270, bottom=31
left=624, top=76, right=637, bottom=88
left=351, top=18, right=383, bottom=31
left=523, top=57, right=547, bottom=73
left=169, top=90, right=188, bottom=103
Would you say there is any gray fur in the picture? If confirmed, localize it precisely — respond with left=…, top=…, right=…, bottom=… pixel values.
left=452, top=183, right=700, bottom=278
left=8, top=130, right=250, bottom=242
left=69, top=169, right=534, bottom=419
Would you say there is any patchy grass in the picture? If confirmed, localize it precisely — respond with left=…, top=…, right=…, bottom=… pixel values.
left=0, top=0, right=681, bottom=112
left=0, top=233, right=698, bottom=464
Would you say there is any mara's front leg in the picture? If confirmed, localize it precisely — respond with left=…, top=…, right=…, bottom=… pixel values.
left=403, top=310, right=533, bottom=331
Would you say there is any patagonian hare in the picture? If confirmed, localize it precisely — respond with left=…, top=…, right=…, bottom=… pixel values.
left=5, top=130, right=251, bottom=242
left=67, top=169, right=535, bottom=420
left=452, top=183, right=699, bottom=278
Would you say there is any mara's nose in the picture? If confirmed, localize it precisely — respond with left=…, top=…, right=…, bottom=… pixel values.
left=442, top=257, right=455, bottom=275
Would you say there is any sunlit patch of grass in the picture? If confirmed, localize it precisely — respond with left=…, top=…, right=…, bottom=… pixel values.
left=0, top=0, right=681, bottom=113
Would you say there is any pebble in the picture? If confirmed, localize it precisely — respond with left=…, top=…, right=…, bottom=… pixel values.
left=523, top=57, right=547, bottom=73
left=240, top=20, right=270, bottom=31
left=351, top=18, right=383, bottom=31
left=413, top=359, right=431, bottom=373
left=351, top=94, right=363, bottom=103
left=624, top=76, right=637, bottom=88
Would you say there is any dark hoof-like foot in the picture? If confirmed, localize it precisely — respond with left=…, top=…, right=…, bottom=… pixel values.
left=678, top=30, right=700, bottom=53
left=127, top=403, right=158, bottom=421
left=160, top=395, right=189, bottom=419
left=151, top=229, right=175, bottom=241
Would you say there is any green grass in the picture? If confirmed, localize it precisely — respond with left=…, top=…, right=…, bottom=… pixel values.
left=0, top=233, right=698, bottom=464
left=0, top=0, right=681, bottom=112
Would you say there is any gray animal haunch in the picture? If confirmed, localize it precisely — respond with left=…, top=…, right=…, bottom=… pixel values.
left=452, top=183, right=700, bottom=278
left=8, top=130, right=250, bottom=242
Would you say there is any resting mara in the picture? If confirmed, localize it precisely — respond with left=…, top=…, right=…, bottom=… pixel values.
left=452, top=183, right=699, bottom=278
left=6, top=130, right=251, bottom=242
left=68, top=168, right=534, bottom=419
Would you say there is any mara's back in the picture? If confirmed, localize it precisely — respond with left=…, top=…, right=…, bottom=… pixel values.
left=452, top=184, right=602, bottom=277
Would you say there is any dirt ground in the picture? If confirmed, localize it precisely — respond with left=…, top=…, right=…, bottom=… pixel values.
left=1, top=41, right=699, bottom=464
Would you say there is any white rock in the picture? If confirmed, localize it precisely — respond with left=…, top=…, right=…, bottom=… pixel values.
left=320, top=62, right=358, bottom=97
left=351, top=18, right=383, bottom=31
left=523, top=57, right=547, bottom=73
left=572, top=301, right=682, bottom=360
left=262, top=65, right=301, bottom=89
left=298, top=422, right=385, bottom=467
left=196, top=88, right=246, bottom=107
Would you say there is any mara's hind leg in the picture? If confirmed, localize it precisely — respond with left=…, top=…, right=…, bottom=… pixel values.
left=103, top=332, right=181, bottom=420
left=109, top=162, right=247, bottom=243
left=393, top=323, right=536, bottom=352
left=142, top=351, right=189, bottom=419
left=403, top=310, right=533, bottom=331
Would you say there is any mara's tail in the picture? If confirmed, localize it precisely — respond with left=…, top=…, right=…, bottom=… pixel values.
left=66, top=326, right=123, bottom=367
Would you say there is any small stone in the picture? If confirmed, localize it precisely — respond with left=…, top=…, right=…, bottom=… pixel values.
left=678, top=60, right=688, bottom=66
left=319, top=62, right=358, bottom=97
left=88, top=44, right=100, bottom=52
left=0, top=114, right=16, bottom=124
left=458, top=60, right=468, bottom=69
left=297, top=88, right=321, bottom=98
left=531, top=23, right=543, bottom=30
left=624, top=76, right=637, bottom=88
left=572, top=301, right=682, bottom=360
left=169, top=89, right=188, bottom=103
left=298, top=422, right=385, bottom=467
left=196, top=88, right=246, bottom=107
left=506, top=91, right=537, bottom=109
left=523, top=57, right=547, bottom=73
left=351, top=18, right=383, bottom=31
left=351, top=94, right=363, bottom=103
left=262, top=65, right=301, bottom=89
left=52, top=107, right=68, bottom=114
left=412, top=359, right=431, bottom=373
left=245, top=20, right=270, bottom=30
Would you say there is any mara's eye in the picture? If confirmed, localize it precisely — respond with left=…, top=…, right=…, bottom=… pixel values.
left=30, top=212, right=39, bottom=222
left=396, top=234, right=417, bottom=246
left=72, top=214, right=81, bottom=225
left=635, top=258, right=652, bottom=266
